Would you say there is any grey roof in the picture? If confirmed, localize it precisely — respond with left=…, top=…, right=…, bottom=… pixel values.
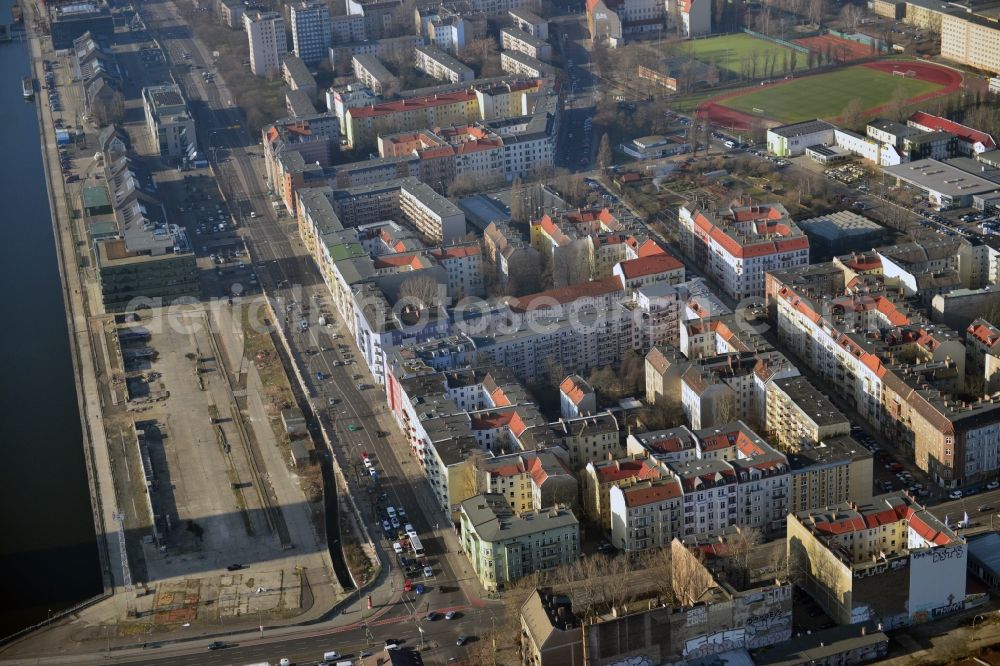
left=282, top=53, right=316, bottom=88
left=297, top=186, right=343, bottom=234
left=509, top=7, right=545, bottom=24
left=415, top=44, right=474, bottom=78
left=771, top=375, right=849, bottom=428
left=501, top=50, right=551, bottom=75
left=867, top=118, right=917, bottom=137
left=461, top=493, right=578, bottom=542
left=768, top=119, right=836, bottom=138
left=884, top=158, right=1000, bottom=197
left=754, top=622, right=887, bottom=665
left=796, top=210, right=884, bottom=241
left=352, top=53, right=397, bottom=85
left=501, top=26, right=550, bottom=51
left=286, top=88, right=317, bottom=117
left=786, top=435, right=870, bottom=472
left=968, top=532, right=1000, bottom=576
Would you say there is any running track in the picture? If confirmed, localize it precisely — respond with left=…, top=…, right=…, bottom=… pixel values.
left=696, top=60, right=964, bottom=131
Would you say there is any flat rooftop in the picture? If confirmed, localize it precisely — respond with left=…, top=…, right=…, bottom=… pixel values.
left=884, top=158, right=1000, bottom=197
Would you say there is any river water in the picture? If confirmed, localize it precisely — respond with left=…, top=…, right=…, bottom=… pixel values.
left=0, top=38, right=102, bottom=637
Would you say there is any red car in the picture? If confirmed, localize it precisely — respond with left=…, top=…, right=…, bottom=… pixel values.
left=404, top=580, right=412, bottom=592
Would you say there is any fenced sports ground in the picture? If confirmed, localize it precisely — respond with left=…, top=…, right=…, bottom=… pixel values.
left=696, top=60, right=962, bottom=130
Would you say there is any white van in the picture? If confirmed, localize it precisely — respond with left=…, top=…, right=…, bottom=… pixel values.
left=323, top=650, right=339, bottom=660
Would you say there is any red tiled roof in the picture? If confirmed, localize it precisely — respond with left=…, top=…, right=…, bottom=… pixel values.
left=909, top=111, right=996, bottom=150
left=622, top=479, right=682, bottom=507
left=432, top=244, right=480, bottom=260
left=595, top=458, right=662, bottom=483
left=617, top=253, right=683, bottom=279
left=968, top=321, right=1000, bottom=349
left=559, top=376, right=590, bottom=405
left=507, top=275, right=624, bottom=312
left=470, top=411, right=514, bottom=430
left=692, top=209, right=809, bottom=260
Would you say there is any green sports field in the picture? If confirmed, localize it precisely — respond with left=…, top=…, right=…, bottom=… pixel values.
left=681, top=33, right=809, bottom=76
left=717, top=65, right=943, bottom=124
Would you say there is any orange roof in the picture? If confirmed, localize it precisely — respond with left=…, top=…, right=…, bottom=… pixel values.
left=374, top=254, right=426, bottom=269
left=617, top=253, right=683, bottom=279
left=490, top=387, right=511, bottom=407
left=692, top=208, right=809, bottom=260
left=432, top=244, right=480, bottom=260
left=594, top=458, right=662, bottom=483
left=559, top=376, right=590, bottom=405
left=622, top=479, right=682, bottom=507
left=968, top=321, right=1000, bottom=349
left=507, top=275, right=624, bottom=312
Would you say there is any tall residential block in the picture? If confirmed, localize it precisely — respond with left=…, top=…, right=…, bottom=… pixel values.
left=290, top=0, right=332, bottom=65
left=244, top=10, right=287, bottom=77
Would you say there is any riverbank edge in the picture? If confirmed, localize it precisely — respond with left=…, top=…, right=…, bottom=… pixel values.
left=4, top=0, right=118, bottom=642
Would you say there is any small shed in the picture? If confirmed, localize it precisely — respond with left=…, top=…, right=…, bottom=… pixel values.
left=289, top=439, right=312, bottom=468
left=281, top=407, right=308, bottom=437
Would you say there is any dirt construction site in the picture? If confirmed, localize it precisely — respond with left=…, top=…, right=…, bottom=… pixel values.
left=92, top=300, right=343, bottom=633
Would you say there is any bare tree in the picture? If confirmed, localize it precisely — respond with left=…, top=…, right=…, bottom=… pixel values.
left=397, top=275, right=444, bottom=311
left=597, top=132, right=613, bottom=172
left=840, top=3, right=864, bottom=32
left=458, top=37, right=500, bottom=77
left=840, top=97, right=865, bottom=129
left=723, top=526, right=763, bottom=589
left=670, top=539, right=714, bottom=606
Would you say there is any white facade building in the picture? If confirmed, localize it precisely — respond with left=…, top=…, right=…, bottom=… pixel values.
left=245, top=10, right=288, bottom=77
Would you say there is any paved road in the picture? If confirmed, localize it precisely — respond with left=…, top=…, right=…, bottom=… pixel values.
left=130, top=0, right=496, bottom=662
left=114, top=604, right=489, bottom=666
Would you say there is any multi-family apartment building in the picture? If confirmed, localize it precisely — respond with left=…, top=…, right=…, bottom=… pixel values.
left=501, top=26, right=552, bottom=60
left=479, top=449, right=577, bottom=514
left=788, top=493, right=966, bottom=629
left=509, top=8, right=548, bottom=38
left=678, top=202, right=809, bottom=300
left=244, top=10, right=287, bottom=77
left=558, top=374, right=596, bottom=419
left=344, top=78, right=544, bottom=147
left=217, top=0, right=245, bottom=29
left=460, top=493, right=580, bottom=591
left=330, top=11, right=367, bottom=44
left=786, top=435, right=873, bottom=514
left=428, top=242, right=484, bottom=299
left=289, top=0, right=332, bottom=65
left=667, top=0, right=710, bottom=37
left=414, top=44, right=475, bottom=83
left=607, top=421, right=791, bottom=550
left=483, top=220, right=542, bottom=292
left=282, top=55, right=318, bottom=98
left=583, top=455, right=664, bottom=529
left=941, top=13, right=1000, bottom=75
left=500, top=50, right=553, bottom=78
left=610, top=478, right=684, bottom=550
left=352, top=54, right=399, bottom=95
left=768, top=262, right=1000, bottom=488
left=966, top=317, right=1000, bottom=391
left=141, top=84, right=196, bottom=160
left=765, top=375, right=851, bottom=451
left=680, top=350, right=798, bottom=429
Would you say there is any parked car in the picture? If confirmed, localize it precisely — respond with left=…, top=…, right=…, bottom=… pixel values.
left=949, top=490, right=963, bottom=500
